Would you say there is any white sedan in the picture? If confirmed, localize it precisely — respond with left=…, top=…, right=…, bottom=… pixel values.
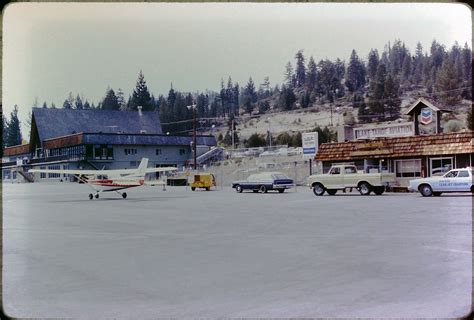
left=408, top=168, right=473, bottom=197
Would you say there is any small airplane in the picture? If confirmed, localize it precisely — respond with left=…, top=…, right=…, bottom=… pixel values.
left=28, top=158, right=177, bottom=199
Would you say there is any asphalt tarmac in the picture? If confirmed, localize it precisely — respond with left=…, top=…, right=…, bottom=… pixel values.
left=2, top=182, right=472, bottom=318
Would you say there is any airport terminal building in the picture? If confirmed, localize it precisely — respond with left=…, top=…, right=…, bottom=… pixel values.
left=2, top=108, right=218, bottom=182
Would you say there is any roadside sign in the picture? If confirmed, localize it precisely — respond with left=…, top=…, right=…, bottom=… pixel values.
left=420, top=107, right=433, bottom=125
left=302, top=132, right=318, bottom=159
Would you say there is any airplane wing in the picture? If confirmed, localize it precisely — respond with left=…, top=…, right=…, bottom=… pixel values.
left=145, top=167, right=177, bottom=173
left=29, top=167, right=178, bottom=175
left=28, top=168, right=102, bottom=175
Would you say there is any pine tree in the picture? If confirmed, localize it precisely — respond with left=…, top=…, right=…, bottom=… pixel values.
left=74, top=94, right=84, bottom=109
left=401, top=54, right=412, bottom=86
left=259, top=76, right=271, bottom=99
left=42, top=101, right=48, bottom=108
left=367, top=49, right=379, bottom=82
left=295, top=50, right=306, bottom=88
left=167, top=84, right=177, bottom=107
left=412, top=42, right=424, bottom=85
left=129, top=70, right=153, bottom=111
left=243, top=77, right=257, bottom=114
left=2, top=113, right=8, bottom=149
left=279, top=84, right=296, bottom=111
left=83, top=101, right=91, bottom=109
left=383, top=74, right=401, bottom=120
left=467, top=107, right=473, bottom=131
left=353, top=93, right=370, bottom=124
left=6, top=105, right=22, bottom=146
left=306, top=56, right=317, bottom=92
left=345, top=49, right=366, bottom=93
left=436, top=58, right=461, bottom=106
left=51, top=102, right=56, bottom=109
left=367, top=64, right=387, bottom=121
left=101, top=88, right=120, bottom=110
left=116, top=88, right=126, bottom=110
left=461, top=43, right=472, bottom=99
left=284, top=61, right=294, bottom=88
left=63, top=92, right=74, bottom=109
left=218, top=79, right=226, bottom=117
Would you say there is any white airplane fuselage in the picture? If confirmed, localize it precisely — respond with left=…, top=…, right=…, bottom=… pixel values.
left=88, top=177, right=145, bottom=192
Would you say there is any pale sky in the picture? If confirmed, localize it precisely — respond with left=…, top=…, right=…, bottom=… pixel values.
left=2, top=2, right=472, bottom=138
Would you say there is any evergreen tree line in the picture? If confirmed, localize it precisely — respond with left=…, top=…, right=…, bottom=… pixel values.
left=13, top=38, right=472, bottom=142
left=227, top=125, right=337, bottom=149
left=2, top=105, right=23, bottom=149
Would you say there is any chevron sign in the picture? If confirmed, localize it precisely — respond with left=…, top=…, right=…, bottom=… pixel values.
left=420, top=108, right=433, bottom=125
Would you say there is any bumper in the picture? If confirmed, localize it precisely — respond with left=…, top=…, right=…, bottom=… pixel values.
left=273, top=183, right=295, bottom=189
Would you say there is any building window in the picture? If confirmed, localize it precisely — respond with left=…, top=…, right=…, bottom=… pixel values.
left=156, top=148, right=162, bottom=156
left=48, top=165, right=61, bottom=178
left=430, top=157, right=453, bottom=176
left=179, top=149, right=186, bottom=156
left=40, top=166, right=46, bottom=179
left=3, top=170, right=11, bottom=180
left=395, top=159, right=421, bottom=178
left=125, top=148, right=137, bottom=155
left=93, top=145, right=114, bottom=160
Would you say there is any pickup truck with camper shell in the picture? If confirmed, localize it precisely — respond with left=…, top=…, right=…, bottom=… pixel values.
left=307, top=164, right=396, bottom=196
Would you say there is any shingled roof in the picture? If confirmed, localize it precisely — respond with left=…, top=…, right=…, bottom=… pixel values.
left=316, top=131, right=474, bottom=161
left=32, top=108, right=162, bottom=142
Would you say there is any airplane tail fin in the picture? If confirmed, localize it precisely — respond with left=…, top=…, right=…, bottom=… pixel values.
left=136, top=158, right=149, bottom=177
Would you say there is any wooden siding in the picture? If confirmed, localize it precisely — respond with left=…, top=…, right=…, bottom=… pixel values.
left=43, top=133, right=84, bottom=149
left=3, top=144, right=31, bottom=156
left=316, top=132, right=474, bottom=161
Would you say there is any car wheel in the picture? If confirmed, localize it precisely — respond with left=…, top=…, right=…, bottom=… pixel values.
left=205, top=187, right=210, bottom=191
left=191, top=187, right=196, bottom=191
left=419, top=184, right=433, bottom=197
left=358, top=182, right=371, bottom=195
left=259, top=185, right=267, bottom=193
left=433, top=192, right=442, bottom=196
left=235, top=185, right=243, bottom=193
left=312, top=183, right=325, bottom=196
left=278, top=189, right=285, bottom=193
left=327, top=189, right=337, bottom=195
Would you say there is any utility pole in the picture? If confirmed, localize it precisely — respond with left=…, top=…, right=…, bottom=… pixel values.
left=187, top=103, right=198, bottom=170
left=193, top=107, right=197, bottom=170
left=330, top=104, right=333, bottom=126
left=231, top=118, right=235, bottom=151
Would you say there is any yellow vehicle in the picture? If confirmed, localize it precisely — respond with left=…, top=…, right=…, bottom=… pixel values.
left=190, top=173, right=216, bottom=191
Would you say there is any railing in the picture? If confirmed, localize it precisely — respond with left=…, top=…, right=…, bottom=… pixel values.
left=196, top=147, right=225, bottom=164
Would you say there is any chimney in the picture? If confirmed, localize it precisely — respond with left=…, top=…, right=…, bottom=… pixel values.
left=137, top=105, right=142, bottom=116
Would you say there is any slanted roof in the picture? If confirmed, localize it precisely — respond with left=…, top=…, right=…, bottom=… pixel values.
left=316, top=131, right=474, bottom=161
left=32, top=108, right=162, bottom=142
left=404, top=97, right=451, bottom=115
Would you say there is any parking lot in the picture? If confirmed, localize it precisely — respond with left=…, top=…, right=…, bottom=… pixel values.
left=2, top=183, right=472, bottom=318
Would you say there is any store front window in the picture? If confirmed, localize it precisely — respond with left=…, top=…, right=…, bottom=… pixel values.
left=430, top=157, right=453, bottom=176
left=395, top=159, right=421, bottom=177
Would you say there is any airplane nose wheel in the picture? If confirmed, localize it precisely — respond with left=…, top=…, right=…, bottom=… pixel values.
left=122, top=192, right=127, bottom=199
left=95, top=193, right=99, bottom=199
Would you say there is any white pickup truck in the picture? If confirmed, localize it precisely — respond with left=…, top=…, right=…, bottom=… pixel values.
left=307, top=164, right=396, bottom=196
